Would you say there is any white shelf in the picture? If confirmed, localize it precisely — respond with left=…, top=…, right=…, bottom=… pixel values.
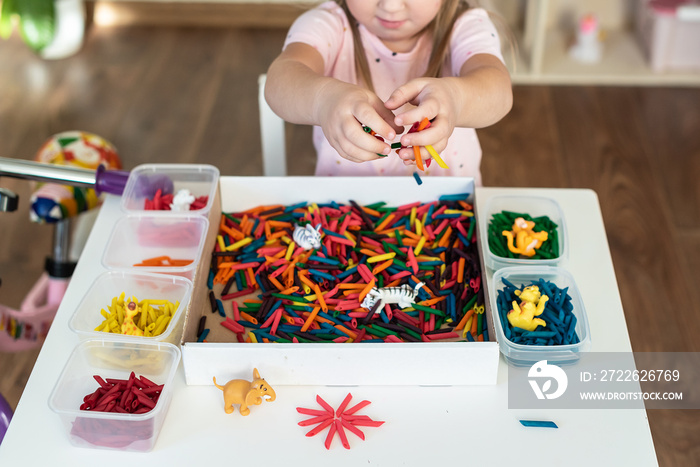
left=509, top=0, right=700, bottom=86
left=513, top=28, right=700, bottom=86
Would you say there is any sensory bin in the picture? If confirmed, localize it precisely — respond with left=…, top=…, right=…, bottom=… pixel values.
left=181, top=176, right=499, bottom=386
left=199, top=195, right=487, bottom=346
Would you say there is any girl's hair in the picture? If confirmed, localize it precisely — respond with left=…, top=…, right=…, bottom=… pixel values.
left=335, top=0, right=472, bottom=92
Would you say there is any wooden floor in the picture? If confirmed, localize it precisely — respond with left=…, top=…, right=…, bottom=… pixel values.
left=1, top=23, right=699, bottom=466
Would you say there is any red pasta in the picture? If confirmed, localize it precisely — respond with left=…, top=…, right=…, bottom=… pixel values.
left=80, top=373, right=163, bottom=414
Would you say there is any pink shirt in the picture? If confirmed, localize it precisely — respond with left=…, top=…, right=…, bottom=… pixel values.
left=283, top=2, right=505, bottom=185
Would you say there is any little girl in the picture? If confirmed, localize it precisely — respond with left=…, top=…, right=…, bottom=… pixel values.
left=265, top=0, right=512, bottom=185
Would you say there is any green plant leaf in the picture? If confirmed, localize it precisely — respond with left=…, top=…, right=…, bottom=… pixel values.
left=0, top=0, right=18, bottom=39
left=17, top=0, right=55, bottom=51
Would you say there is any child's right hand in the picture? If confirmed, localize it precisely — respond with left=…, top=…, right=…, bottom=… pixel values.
left=314, top=80, right=404, bottom=163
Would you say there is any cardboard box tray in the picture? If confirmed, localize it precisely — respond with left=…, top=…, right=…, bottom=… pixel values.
left=181, top=176, right=499, bottom=386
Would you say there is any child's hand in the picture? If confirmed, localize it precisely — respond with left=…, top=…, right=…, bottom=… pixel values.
left=315, top=80, right=404, bottom=163
left=384, top=78, right=459, bottom=166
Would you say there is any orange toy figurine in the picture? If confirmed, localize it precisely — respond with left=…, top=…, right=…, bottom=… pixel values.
left=501, top=217, right=549, bottom=257
left=213, top=368, right=276, bottom=416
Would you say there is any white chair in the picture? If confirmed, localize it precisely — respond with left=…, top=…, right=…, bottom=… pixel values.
left=258, top=74, right=287, bottom=176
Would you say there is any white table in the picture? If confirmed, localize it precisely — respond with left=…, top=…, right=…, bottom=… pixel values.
left=0, top=186, right=658, bottom=466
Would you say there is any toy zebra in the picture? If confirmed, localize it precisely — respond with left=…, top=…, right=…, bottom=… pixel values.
left=292, top=223, right=323, bottom=250
left=361, top=282, right=425, bottom=313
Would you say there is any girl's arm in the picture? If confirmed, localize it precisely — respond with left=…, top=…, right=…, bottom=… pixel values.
left=384, top=53, right=513, bottom=165
left=265, top=42, right=403, bottom=163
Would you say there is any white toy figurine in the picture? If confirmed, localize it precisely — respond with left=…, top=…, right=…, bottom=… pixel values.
left=292, top=223, right=323, bottom=250
left=170, top=189, right=195, bottom=211
left=361, top=282, right=425, bottom=313
left=569, top=14, right=602, bottom=63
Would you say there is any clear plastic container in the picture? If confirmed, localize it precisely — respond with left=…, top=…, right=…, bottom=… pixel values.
left=478, top=195, right=567, bottom=271
left=489, top=266, right=590, bottom=366
left=68, top=271, right=193, bottom=345
left=120, top=163, right=219, bottom=217
left=49, top=339, right=180, bottom=452
left=102, top=214, right=209, bottom=281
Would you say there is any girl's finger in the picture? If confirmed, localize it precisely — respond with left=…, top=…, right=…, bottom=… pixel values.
left=384, top=79, right=426, bottom=111
left=401, top=128, right=436, bottom=148
left=336, top=129, right=390, bottom=162
left=355, top=128, right=392, bottom=157
left=394, top=94, right=443, bottom=127
left=397, top=147, right=429, bottom=165
left=401, top=115, right=451, bottom=148
left=396, top=147, right=414, bottom=162
left=358, top=105, right=402, bottom=139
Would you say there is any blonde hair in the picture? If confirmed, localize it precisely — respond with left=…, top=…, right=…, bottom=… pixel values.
left=335, top=0, right=472, bottom=92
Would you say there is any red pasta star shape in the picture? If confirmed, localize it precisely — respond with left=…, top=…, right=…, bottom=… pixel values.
left=296, top=393, right=384, bottom=450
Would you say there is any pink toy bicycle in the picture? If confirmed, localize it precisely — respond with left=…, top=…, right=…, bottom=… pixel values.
left=0, top=132, right=129, bottom=352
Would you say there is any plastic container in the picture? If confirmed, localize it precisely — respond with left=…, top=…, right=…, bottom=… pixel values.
left=102, top=214, right=209, bottom=281
left=478, top=195, right=567, bottom=271
left=49, top=339, right=180, bottom=452
left=120, top=163, right=219, bottom=217
left=636, top=0, right=700, bottom=72
left=489, top=266, right=590, bottom=366
left=68, top=271, right=193, bottom=345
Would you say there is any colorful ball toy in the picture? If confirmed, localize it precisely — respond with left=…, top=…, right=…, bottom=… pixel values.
left=30, top=131, right=121, bottom=223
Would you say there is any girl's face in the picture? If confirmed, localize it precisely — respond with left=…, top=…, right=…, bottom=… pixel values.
left=346, top=0, right=442, bottom=52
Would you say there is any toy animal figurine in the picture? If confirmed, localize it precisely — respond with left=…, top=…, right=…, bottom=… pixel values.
left=502, top=217, right=549, bottom=257
left=361, top=282, right=425, bottom=312
left=121, top=299, right=143, bottom=336
left=292, top=223, right=323, bottom=250
left=169, top=188, right=195, bottom=211
left=213, top=368, right=276, bottom=416
left=507, top=285, right=549, bottom=332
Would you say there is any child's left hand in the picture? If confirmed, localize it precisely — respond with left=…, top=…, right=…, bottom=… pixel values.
left=384, top=77, right=459, bottom=166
